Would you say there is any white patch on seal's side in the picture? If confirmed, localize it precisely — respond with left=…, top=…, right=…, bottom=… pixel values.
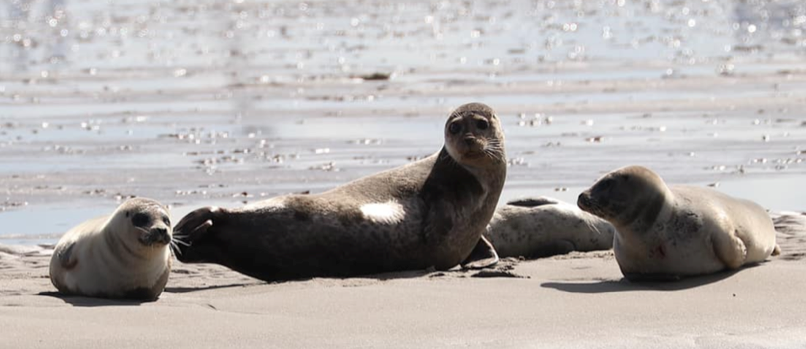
left=243, top=196, right=286, bottom=211
left=360, top=201, right=405, bottom=224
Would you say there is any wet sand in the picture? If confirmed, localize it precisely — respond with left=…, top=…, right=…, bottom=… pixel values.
left=1, top=0, right=806, bottom=347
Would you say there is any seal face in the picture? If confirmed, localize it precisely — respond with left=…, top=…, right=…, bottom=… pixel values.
left=486, top=197, right=616, bottom=259
left=578, top=166, right=779, bottom=281
left=49, top=198, right=172, bottom=300
left=174, top=103, right=507, bottom=281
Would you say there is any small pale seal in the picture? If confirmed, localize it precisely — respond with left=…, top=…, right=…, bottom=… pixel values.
left=486, top=196, right=616, bottom=258
left=49, top=198, right=173, bottom=300
left=174, top=103, right=507, bottom=281
left=578, top=165, right=780, bottom=281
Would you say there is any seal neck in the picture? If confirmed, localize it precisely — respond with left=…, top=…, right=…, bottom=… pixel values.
left=616, top=186, right=673, bottom=237
left=438, top=147, right=506, bottom=190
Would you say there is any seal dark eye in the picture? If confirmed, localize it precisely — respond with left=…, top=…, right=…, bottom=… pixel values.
left=162, top=215, right=171, bottom=226
left=476, top=119, right=489, bottom=130
left=448, top=122, right=462, bottom=135
left=132, top=213, right=151, bottom=227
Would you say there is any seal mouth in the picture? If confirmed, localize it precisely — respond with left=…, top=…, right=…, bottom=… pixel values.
left=577, top=193, right=596, bottom=214
left=463, top=151, right=486, bottom=159
left=138, top=227, right=171, bottom=247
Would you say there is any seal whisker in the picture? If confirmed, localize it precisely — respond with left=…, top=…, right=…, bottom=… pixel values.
left=172, top=238, right=190, bottom=247
left=483, top=146, right=505, bottom=163
left=582, top=216, right=603, bottom=236
left=133, top=226, right=150, bottom=234
left=169, top=240, right=183, bottom=256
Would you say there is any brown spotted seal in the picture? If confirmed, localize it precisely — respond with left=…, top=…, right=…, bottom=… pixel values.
left=577, top=165, right=780, bottom=281
left=173, top=103, right=507, bottom=281
left=486, top=196, right=616, bottom=258
left=49, top=198, right=173, bottom=300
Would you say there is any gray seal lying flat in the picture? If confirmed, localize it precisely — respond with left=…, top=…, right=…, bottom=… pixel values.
left=49, top=198, right=173, bottom=300
left=578, top=165, right=780, bottom=281
left=486, top=196, right=616, bottom=258
left=174, top=103, right=507, bottom=281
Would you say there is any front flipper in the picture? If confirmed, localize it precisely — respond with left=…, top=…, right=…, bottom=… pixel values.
left=461, top=235, right=499, bottom=269
left=173, top=207, right=220, bottom=263
left=56, top=241, right=78, bottom=270
left=174, top=207, right=220, bottom=240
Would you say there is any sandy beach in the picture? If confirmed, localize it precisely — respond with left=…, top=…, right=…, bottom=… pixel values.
left=3, top=236, right=806, bottom=348
left=2, top=0, right=806, bottom=347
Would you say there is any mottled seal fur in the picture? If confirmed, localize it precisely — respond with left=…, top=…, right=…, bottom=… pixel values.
left=578, top=165, right=780, bottom=281
left=486, top=196, right=616, bottom=258
left=49, top=198, right=173, bottom=300
left=174, top=103, right=507, bottom=281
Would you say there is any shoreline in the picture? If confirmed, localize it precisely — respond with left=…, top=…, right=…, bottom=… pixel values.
left=3, top=173, right=806, bottom=245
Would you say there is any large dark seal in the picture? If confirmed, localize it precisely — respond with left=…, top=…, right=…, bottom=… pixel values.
left=49, top=198, right=173, bottom=301
left=174, top=103, right=507, bottom=281
left=578, top=165, right=780, bottom=281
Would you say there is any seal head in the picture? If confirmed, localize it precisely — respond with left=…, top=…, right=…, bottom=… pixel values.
left=578, top=166, right=669, bottom=232
left=444, top=103, right=505, bottom=169
left=117, top=198, right=173, bottom=249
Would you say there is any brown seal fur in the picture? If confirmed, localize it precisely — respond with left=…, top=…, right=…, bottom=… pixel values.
left=174, top=103, right=507, bottom=281
left=578, top=165, right=780, bottom=281
left=49, top=198, right=173, bottom=301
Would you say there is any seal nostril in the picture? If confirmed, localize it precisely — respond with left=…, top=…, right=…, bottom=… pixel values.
left=464, top=137, right=475, bottom=146
left=150, top=227, right=170, bottom=243
left=577, top=193, right=590, bottom=209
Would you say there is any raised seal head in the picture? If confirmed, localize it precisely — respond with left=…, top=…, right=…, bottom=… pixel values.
left=443, top=102, right=505, bottom=169
left=577, top=165, right=670, bottom=228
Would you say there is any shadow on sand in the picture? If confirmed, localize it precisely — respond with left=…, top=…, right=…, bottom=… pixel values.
left=540, top=264, right=764, bottom=294
left=163, top=260, right=525, bottom=294
left=164, top=282, right=259, bottom=294
left=37, top=291, right=151, bottom=307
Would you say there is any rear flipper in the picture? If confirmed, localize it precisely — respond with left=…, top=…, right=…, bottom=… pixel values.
left=56, top=241, right=78, bottom=270
left=712, top=233, right=747, bottom=270
left=51, top=241, right=78, bottom=294
left=461, top=236, right=499, bottom=269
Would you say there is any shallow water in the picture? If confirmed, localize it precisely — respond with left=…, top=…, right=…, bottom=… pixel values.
left=1, top=0, right=805, bottom=242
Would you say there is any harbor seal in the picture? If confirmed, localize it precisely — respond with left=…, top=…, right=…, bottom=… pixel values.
left=49, top=198, right=173, bottom=300
left=486, top=196, right=616, bottom=258
left=577, top=165, right=780, bottom=281
left=174, top=102, right=507, bottom=281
